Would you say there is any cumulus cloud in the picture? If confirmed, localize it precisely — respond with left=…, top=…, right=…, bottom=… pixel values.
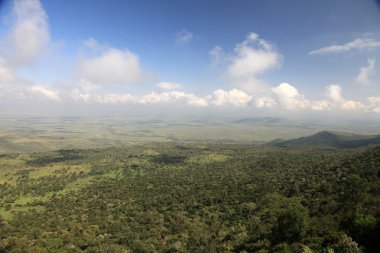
left=175, top=28, right=193, bottom=44
left=65, top=81, right=377, bottom=113
left=325, top=84, right=365, bottom=111
left=209, top=89, right=252, bottom=107
left=5, top=0, right=50, bottom=66
left=367, top=96, right=380, bottom=113
left=227, top=33, right=281, bottom=93
left=341, top=100, right=365, bottom=110
left=0, top=0, right=61, bottom=103
left=93, top=93, right=137, bottom=104
left=356, top=58, right=376, bottom=85
left=310, top=100, right=331, bottom=111
left=326, top=84, right=344, bottom=103
left=140, top=91, right=208, bottom=107
left=78, top=41, right=143, bottom=85
left=70, top=88, right=208, bottom=107
left=70, top=79, right=101, bottom=102
left=156, top=82, right=182, bottom=90
left=3, top=77, right=378, bottom=113
left=0, top=77, right=60, bottom=102
left=269, top=83, right=333, bottom=111
left=310, top=38, right=380, bottom=55
left=271, top=83, right=310, bottom=110
left=209, top=46, right=224, bottom=66
left=253, top=96, right=276, bottom=109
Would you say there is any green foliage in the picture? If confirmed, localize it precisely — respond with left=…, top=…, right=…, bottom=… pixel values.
left=0, top=144, right=379, bottom=252
left=273, top=204, right=309, bottom=243
left=331, top=234, right=362, bottom=253
left=349, top=215, right=379, bottom=253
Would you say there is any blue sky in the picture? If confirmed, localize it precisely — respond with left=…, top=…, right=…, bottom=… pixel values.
left=0, top=0, right=380, bottom=116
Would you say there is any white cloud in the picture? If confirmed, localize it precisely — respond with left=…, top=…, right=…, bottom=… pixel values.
left=70, top=79, right=102, bottom=102
left=181, top=93, right=208, bottom=107
left=310, top=38, right=380, bottom=55
left=67, top=81, right=375, bottom=112
left=94, top=93, right=137, bottom=104
left=0, top=59, right=16, bottom=82
left=209, top=89, right=252, bottom=107
left=227, top=32, right=281, bottom=93
left=71, top=88, right=91, bottom=103
left=326, top=84, right=344, bottom=103
left=156, top=82, right=182, bottom=90
left=209, top=46, right=224, bottom=66
left=139, top=92, right=175, bottom=104
left=0, top=78, right=61, bottom=101
left=367, top=96, right=380, bottom=113
left=325, top=84, right=365, bottom=111
left=176, top=28, right=193, bottom=44
left=253, top=96, right=276, bottom=108
left=0, top=0, right=58, bottom=103
left=5, top=0, right=50, bottom=66
left=271, top=83, right=310, bottom=110
left=78, top=43, right=142, bottom=85
left=140, top=91, right=208, bottom=107
left=310, top=100, right=331, bottom=111
left=82, top=38, right=104, bottom=52
left=356, top=58, right=376, bottom=85
left=29, top=85, right=60, bottom=100
left=341, top=100, right=365, bottom=111
left=70, top=89, right=208, bottom=107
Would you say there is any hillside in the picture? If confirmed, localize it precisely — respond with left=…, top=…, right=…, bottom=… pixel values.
left=269, top=130, right=380, bottom=148
left=0, top=144, right=379, bottom=252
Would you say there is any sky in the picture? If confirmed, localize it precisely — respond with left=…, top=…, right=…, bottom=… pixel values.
left=0, top=0, right=380, bottom=118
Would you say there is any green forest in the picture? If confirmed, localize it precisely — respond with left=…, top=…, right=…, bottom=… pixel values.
left=0, top=143, right=379, bottom=252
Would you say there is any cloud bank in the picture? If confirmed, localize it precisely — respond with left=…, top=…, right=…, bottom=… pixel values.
left=50, top=81, right=377, bottom=114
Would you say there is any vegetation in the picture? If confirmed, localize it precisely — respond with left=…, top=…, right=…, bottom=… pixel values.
left=270, top=131, right=380, bottom=148
left=0, top=142, right=379, bottom=252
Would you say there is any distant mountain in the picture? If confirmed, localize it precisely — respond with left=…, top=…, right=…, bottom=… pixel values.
left=232, top=117, right=286, bottom=124
left=268, top=131, right=380, bottom=148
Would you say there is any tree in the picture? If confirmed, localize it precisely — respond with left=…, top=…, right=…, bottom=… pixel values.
left=331, top=234, right=362, bottom=253
left=272, top=204, right=309, bottom=244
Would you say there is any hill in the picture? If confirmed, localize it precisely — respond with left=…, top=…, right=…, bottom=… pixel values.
left=232, top=117, right=286, bottom=124
left=269, top=130, right=380, bottom=148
